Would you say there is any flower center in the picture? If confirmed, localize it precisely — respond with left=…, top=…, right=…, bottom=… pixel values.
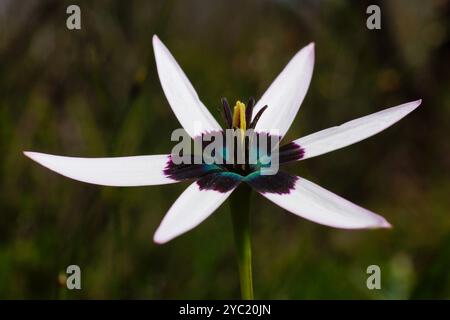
left=164, top=97, right=305, bottom=183
left=216, top=97, right=274, bottom=175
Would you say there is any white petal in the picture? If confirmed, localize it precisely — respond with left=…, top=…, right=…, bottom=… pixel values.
left=259, top=176, right=391, bottom=229
left=153, top=35, right=221, bottom=137
left=294, top=100, right=422, bottom=160
left=153, top=182, right=235, bottom=244
left=24, top=151, right=177, bottom=186
left=253, top=43, right=315, bottom=137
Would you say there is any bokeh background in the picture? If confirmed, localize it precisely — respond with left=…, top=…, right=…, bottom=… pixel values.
left=0, top=0, right=449, bottom=299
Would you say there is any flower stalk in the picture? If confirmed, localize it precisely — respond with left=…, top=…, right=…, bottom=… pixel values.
left=230, top=184, right=254, bottom=300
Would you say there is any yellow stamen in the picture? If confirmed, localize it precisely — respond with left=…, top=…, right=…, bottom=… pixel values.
left=232, top=101, right=247, bottom=169
left=232, top=100, right=246, bottom=131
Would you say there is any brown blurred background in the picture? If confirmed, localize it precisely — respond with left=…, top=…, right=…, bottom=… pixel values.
left=0, top=0, right=449, bottom=298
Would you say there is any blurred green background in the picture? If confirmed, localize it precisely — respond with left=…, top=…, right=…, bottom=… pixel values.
left=0, top=0, right=449, bottom=299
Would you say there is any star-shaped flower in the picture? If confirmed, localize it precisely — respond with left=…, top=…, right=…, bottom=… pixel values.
left=24, top=35, right=421, bottom=244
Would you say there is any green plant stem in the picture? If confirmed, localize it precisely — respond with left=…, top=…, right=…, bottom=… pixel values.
left=229, top=184, right=254, bottom=300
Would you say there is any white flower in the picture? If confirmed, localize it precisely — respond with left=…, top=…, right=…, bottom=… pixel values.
left=24, top=35, right=421, bottom=244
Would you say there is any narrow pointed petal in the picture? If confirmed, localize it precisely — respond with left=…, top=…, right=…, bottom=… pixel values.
left=24, top=151, right=178, bottom=186
left=153, top=180, right=237, bottom=244
left=292, top=100, right=421, bottom=161
left=255, top=176, right=391, bottom=229
left=153, top=35, right=221, bottom=137
left=253, top=43, right=315, bottom=137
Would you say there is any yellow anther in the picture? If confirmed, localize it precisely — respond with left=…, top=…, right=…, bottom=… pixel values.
left=232, top=101, right=246, bottom=130
left=232, top=101, right=247, bottom=170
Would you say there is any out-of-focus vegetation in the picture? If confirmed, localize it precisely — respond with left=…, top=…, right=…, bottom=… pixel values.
left=0, top=0, right=449, bottom=299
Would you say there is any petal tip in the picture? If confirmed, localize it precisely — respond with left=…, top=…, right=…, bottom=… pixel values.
left=383, top=221, right=393, bottom=229
left=23, top=151, right=38, bottom=160
left=365, top=218, right=391, bottom=230
left=152, top=35, right=164, bottom=50
left=404, top=99, right=422, bottom=113
left=305, top=42, right=315, bottom=54
left=153, top=231, right=169, bottom=245
left=407, top=99, right=422, bottom=109
left=153, top=224, right=176, bottom=244
left=377, top=218, right=392, bottom=229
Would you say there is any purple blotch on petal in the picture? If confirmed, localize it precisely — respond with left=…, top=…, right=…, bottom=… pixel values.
left=245, top=171, right=298, bottom=195
left=197, top=172, right=242, bottom=193
left=278, top=142, right=305, bottom=164
left=164, top=155, right=222, bottom=181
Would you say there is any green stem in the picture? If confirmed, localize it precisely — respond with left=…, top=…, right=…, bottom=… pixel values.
left=229, top=184, right=254, bottom=300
